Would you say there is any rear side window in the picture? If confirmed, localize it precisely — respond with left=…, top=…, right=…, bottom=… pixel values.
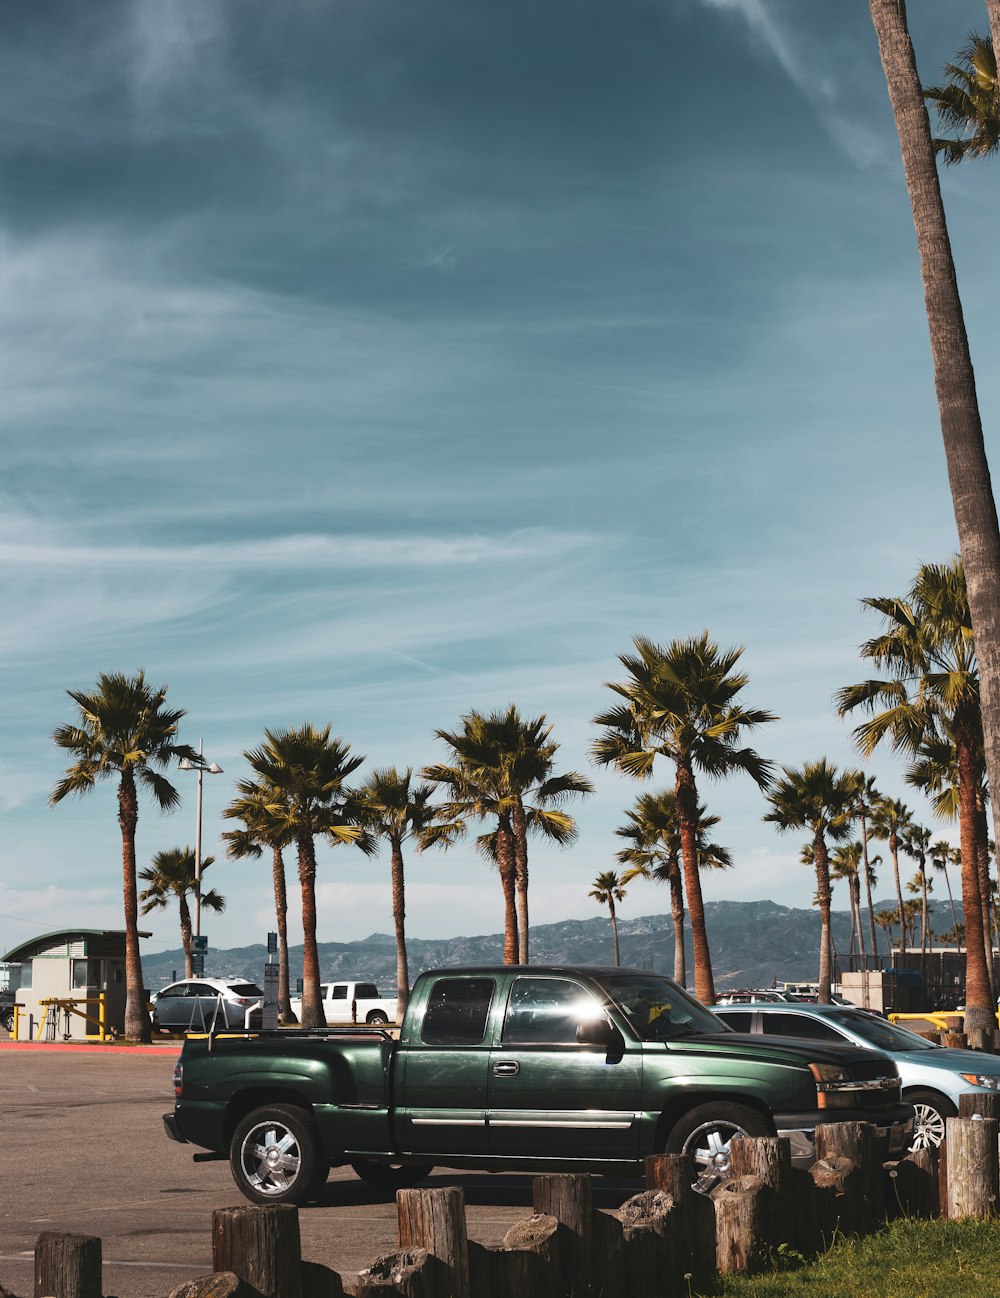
left=715, top=1011, right=753, bottom=1032
left=229, top=984, right=263, bottom=998
left=761, top=1013, right=845, bottom=1043
left=421, top=978, right=495, bottom=1045
left=356, top=984, right=379, bottom=999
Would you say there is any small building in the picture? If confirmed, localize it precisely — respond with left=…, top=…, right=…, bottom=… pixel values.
left=1, top=928, right=151, bottom=1039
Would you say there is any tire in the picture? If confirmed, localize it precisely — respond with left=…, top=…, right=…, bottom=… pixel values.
left=907, top=1089, right=956, bottom=1152
left=665, top=1102, right=772, bottom=1193
left=1, top=1009, right=13, bottom=1033
left=230, top=1104, right=330, bottom=1205
left=351, top=1159, right=433, bottom=1196
left=366, top=1010, right=389, bottom=1025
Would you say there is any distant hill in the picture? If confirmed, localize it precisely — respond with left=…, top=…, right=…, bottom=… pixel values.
left=142, top=897, right=928, bottom=990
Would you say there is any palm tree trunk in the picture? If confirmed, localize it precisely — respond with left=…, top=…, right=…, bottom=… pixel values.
left=814, top=832, right=833, bottom=1004
left=298, top=828, right=324, bottom=1029
left=178, top=895, right=193, bottom=980
left=974, top=791, right=995, bottom=1000
left=853, top=877, right=865, bottom=966
left=496, top=812, right=519, bottom=964
left=512, top=798, right=530, bottom=964
left=860, top=815, right=878, bottom=968
left=956, top=729, right=993, bottom=1023
left=609, top=897, right=621, bottom=967
left=668, top=858, right=686, bottom=986
left=118, top=771, right=150, bottom=1043
left=887, top=832, right=906, bottom=958
left=943, top=858, right=960, bottom=950
left=390, top=835, right=411, bottom=1013
left=870, top=0, right=1000, bottom=982
left=676, top=760, right=715, bottom=1004
left=272, top=846, right=296, bottom=1024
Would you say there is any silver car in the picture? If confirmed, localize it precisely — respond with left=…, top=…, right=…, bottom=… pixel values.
left=151, top=978, right=264, bottom=1032
left=711, top=1001, right=1000, bottom=1151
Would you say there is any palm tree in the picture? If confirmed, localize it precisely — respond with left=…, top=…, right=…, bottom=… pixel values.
left=924, top=33, right=1000, bottom=164
left=870, top=5, right=1000, bottom=1029
left=836, top=559, right=993, bottom=1026
left=931, top=838, right=961, bottom=948
left=830, top=842, right=864, bottom=962
left=139, top=846, right=225, bottom=978
left=904, top=824, right=933, bottom=961
left=50, top=671, right=197, bottom=1043
left=847, top=773, right=882, bottom=967
left=764, top=760, right=855, bottom=1003
left=869, top=798, right=913, bottom=958
left=875, top=908, right=898, bottom=957
left=615, top=791, right=731, bottom=987
left=350, top=768, right=456, bottom=1014
left=222, top=778, right=298, bottom=1024
left=592, top=633, right=775, bottom=1004
left=243, top=725, right=365, bottom=1028
left=589, top=871, right=627, bottom=966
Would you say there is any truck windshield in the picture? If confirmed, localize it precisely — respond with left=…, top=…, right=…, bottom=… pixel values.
left=594, top=973, right=723, bottom=1041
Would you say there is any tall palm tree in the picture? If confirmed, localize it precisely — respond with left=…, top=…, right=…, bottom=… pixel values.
left=615, top=791, right=731, bottom=987
left=875, top=908, right=898, bottom=956
left=830, top=841, right=864, bottom=963
left=350, top=768, right=456, bottom=1014
left=222, top=778, right=298, bottom=1024
left=589, top=871, right=627, bottom=967
left=931, top=838, right=961, bottom=948
left=869, top=798, right=913, bottom=958
left=836, top=559, right=993, bottom=1026
left=243, top=725, right=365, bottom=1028
left=50, top=671, right=197, bottom=1043
left=592, top=633, right=775, bottom=1004
left=139, top=847, right=225, bottom=978
left=903, top=824, right=933, bottom=961
left=847, top=772, right=882, bottom=967
left=870, top=5, right=1000, bottom=1033
left=764, top=760, right=855, bottom=1003
left=924, top=33, right=1000, bottom=163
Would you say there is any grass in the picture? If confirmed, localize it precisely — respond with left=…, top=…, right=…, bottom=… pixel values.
left=704, top=1218, right=1000, bottom=1298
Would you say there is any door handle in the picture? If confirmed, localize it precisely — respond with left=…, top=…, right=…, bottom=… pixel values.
left=493, top=1060, right=520, bottom=1076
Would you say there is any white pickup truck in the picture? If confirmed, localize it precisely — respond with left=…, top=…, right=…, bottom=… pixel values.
left=288, top=980, right=398, bottom=1025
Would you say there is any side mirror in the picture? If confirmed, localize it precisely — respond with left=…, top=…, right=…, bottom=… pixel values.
left=576, top=1017, right=620, bottom=1048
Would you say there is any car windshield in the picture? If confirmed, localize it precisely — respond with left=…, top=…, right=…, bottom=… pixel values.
left=832, top=1009, right=938, bottom=1052
left=594, top=972, right=723, bottom=1041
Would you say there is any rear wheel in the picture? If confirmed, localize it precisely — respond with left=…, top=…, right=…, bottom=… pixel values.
left=907, top=1089, right=955, bottom=1151
left=366, top=1010, right=389, bottom=1025
left=230, top=1104, right=329, bottom=1205
left=351, top=1159, right=433, bottom=1196
left=1, top=1008, right=13, bottom=1033
left=665, top=1102, right=771, bottom=1193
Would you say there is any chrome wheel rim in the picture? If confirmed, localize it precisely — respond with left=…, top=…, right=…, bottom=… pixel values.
left=683, top=1121, right=746, bottom=1193
left=239, top=1119, right=303, bottom=1195
left=910, top=1102, right=947, bottom=1151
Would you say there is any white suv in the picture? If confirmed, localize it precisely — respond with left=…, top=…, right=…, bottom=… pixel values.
left=151, top=978, right=264, bottom=1032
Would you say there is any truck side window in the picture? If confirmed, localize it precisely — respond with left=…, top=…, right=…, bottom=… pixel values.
left=503, top=977, right=603, bottom=1044
left=421, top=978, right=495, bottom=1045
left=356, top=984, right=379, bottom=1000
left=331, top=986, right=348, bottom=1000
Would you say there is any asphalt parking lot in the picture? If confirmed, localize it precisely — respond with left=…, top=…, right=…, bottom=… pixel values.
left=0, top=1046, right=640, bottom=1298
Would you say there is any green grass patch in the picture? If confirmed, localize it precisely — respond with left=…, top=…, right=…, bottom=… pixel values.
left=704, top=1218, right=1000, bottom=1298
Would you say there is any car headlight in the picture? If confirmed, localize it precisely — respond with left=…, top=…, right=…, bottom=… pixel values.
left=810, top=1062, right=850, bottom=1083
left=959, top=1073, right=1000, bottom=1089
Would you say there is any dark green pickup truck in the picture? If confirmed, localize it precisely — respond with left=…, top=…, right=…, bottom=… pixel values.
left=164, top=965, right=913, bottom=1202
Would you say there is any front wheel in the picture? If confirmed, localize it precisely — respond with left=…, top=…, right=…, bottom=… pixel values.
left=351, top=1159, right=433, bottom=1196
left=907, top=1089, right=956, bottom=1152
left=665, top=1102, right=771, bottom=1193
left=230, top=1104, right=329, bottom=1205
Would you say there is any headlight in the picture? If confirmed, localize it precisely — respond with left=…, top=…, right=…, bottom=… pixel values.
left=959, top=1073, right=1000, bottom=1089
left=810, top=1062, right=850, bottom=1083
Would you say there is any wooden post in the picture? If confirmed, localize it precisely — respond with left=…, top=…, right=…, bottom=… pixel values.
left=166, top=1276, right=246, bottom=1298
left=944, top=1116, right=1000, bottom=1219
left=616, top=1191, right=672, bottom=1298
left=939, top=1136, right=949, bottom=1219
left=643, top=1154, right=716, bottom=1282
left=212, top=1205, right=303, bottom=1298
left=398, top=1187, right=470, bottom=1298
left=532, top=1175, right=592, bottom=1298
left=500, top=1216, right=564, bottom=1298
left=711, top=1175, right=774, bottom=1275
left=959, top=1092, right=1000, bottom=1120
left=943, top=1032, right=968, bottom=1050
left=814, top=1121, right=882, bottom=1228
left=34, top=1233, right=102, bottom=1298
left=357, top=1249, right=436, bottom=1298
left=966, top=1028, right=993, bottom=1053
left=301, top=1260, right=346, bottom=1297
left=883, top=1147, right=938, bottom=1221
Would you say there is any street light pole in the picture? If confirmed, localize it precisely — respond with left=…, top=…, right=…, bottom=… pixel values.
left=179, top=739, right=223, bottom=938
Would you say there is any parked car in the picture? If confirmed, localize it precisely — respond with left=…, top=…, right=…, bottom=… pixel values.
left=152, top=978, right=264, bottom=1032
left=710, top=1001, right=1000, bottom=1151
left=288, top=981, right=398, bottom=1025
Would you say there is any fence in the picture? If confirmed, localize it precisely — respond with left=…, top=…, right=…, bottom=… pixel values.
left=25, top=1098, right=1000, bottom=1298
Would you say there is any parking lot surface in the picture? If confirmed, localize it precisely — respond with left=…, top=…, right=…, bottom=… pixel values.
left=0, top=1047, right=640, bottom=1298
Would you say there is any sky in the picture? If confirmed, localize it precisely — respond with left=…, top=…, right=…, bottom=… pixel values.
left=2, top=0, right=999, bottom=964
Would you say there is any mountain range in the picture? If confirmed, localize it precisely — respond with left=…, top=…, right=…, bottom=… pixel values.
left=143, top=898, right=939, bottom=990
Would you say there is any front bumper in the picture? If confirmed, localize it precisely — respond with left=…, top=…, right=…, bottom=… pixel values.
left=774, top=1103, right=915, bottom=1168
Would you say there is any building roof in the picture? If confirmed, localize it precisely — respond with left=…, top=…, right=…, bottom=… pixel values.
left=2, top=929, right=152, bottom=963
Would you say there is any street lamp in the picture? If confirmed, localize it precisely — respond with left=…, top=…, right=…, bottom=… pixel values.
left=179, top=739, right=224, bottom=938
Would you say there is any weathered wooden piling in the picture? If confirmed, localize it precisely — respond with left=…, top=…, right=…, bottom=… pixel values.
left=711, top=1175, right=774, bottom=1275
left=643, top=1153, right=716, bottom=1283
left=944, top=1116, right=1000, bottom=1219
left=397, top=1187, right=470, bottom=1298
left=33, top=1232, right=102, bottom=1298
left=211, top=1204, right=303, bottom=1298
